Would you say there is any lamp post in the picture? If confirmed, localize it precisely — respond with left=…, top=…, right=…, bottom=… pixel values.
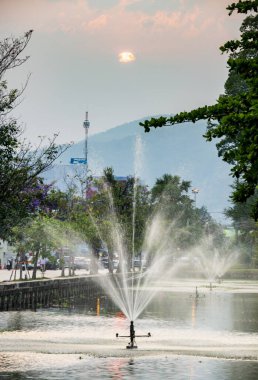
left=192, top=188, right=199, bottom=208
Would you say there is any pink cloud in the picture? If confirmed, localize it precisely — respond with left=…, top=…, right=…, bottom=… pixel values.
left=88, top=14, right=108, bottom=30
left=152, top=11, right=182, bottom=28
left=0, top=0, right=244, bottom=58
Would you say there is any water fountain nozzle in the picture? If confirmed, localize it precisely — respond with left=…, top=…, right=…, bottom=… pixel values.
left=115, top=320, right=151, bottom=349
left=127, top=320, right=137, bottom=349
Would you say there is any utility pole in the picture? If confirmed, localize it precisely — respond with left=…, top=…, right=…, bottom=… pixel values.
left=83, top=112, right=90, bottom=198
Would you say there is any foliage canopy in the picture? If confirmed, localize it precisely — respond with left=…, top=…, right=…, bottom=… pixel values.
left=140, top=1, right=258, bottom=219
left=0, top=31, right=69, bottom=239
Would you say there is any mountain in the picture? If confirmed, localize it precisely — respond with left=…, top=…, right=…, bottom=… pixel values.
left=43, top=117, right=233, bottom=223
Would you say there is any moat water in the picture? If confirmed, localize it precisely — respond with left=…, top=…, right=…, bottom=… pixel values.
left=0, top=279, right=258, bottom=379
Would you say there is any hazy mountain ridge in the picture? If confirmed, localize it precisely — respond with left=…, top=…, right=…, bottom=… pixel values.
left=44, top=117, right=232, bottom=223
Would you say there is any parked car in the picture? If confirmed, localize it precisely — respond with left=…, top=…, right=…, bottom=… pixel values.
left=57, top=256, right=71, bottom=269
left=99, top=256, right=119, bottom=270
left=45, top=259, right=58, bottom=270
left=74, top=256, right=90, bottom=270
left=113, top=258, right=119, bottom=269
left=22, top=256, right=39, bottom=270
left=133, top=256, right=147, bottom=270
left=26, top=259, right=35, bottom=270
left=100, top=257, right=109, bottom=269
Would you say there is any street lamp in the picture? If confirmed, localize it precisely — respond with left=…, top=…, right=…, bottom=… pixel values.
left=192, top=188, right=199, bottom=208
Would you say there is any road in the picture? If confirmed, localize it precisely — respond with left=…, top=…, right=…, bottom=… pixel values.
left=0, top=268, right=91, bottom=283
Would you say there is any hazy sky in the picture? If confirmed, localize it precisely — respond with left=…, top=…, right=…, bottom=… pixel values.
left=0, top=0, right=245, bottom=145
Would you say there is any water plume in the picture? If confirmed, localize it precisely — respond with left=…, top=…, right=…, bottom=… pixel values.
left=97, top=209, right=181, bottom=321
left=93, top=135, right=183, bottom=321
left=43, top=135, right=239, bottom=324
left=189, top=235, right=240, bottom=283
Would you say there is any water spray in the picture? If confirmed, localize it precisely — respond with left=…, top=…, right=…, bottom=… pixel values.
left=116, top=321, right=151, bottom=349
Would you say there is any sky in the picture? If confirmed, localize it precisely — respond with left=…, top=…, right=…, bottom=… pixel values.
left=0, top=0, right=245, bottom=146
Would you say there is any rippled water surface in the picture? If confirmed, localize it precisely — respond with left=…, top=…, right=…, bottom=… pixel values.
left=0, top=280, right=258, bottom=379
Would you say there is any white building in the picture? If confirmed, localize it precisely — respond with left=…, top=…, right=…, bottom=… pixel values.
left=0, top=240, right=16, bottom=268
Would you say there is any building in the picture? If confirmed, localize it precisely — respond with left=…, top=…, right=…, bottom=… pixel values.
left=0, top=240, right=16, bottom=269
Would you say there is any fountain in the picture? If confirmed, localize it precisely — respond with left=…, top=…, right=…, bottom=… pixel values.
left=1, top=146, right=258, bottom=378
left=36, top=134, right=184, bottom=348
left=116, top=321, right=151, bottom=349
left=85, top=136, right=242, bottom=346
left=189, top=235, right=240, bottom=288
left=88, top=135, right=185, bottom=347
left=38, top=135, right=241, bottom=350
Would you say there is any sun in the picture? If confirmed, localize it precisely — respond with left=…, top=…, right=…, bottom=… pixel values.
left=118, top=51, right=136, bottom=63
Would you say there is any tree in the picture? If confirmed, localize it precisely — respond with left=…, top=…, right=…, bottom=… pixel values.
left=224, top=183, right=258, bottom=265
left=150, top=174, right=224, bottom=249
left=101, top=168, right=150, bottom=258
left=140, top=1, right=258, bottom=219
left=0, top=31, right=70, bottom=239
left=81, top=168, right=151, bottom=271
left=13, top=216, right=57, bottom=279
left=151, top=174, right=192, bottom=220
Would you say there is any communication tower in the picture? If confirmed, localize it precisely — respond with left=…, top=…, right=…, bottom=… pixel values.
left=83, top=112, right=90, bottom=197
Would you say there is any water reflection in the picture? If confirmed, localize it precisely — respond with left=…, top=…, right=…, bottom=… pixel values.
left=141, top=291, right=258, bottom=334
left=107, top=357, right=128, bottom=380
left=232, top=294, right=258, bottom=332
left=1, top=373, right=28, bottom=380
left=191, top=298, right=197, bottom=328
left=0, top=286, right=258, bottom=379
left=1, top=349, right=258, bottom=380
left=1, top=291, right=258, bottom=335
left=7, top=313, right=24, bottom=331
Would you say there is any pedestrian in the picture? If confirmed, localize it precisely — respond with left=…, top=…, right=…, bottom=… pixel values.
left=7, top=259, right=11, bottom=270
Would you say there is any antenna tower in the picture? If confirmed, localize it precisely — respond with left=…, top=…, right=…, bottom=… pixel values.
left=83, top=111, right=90, bottom=198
